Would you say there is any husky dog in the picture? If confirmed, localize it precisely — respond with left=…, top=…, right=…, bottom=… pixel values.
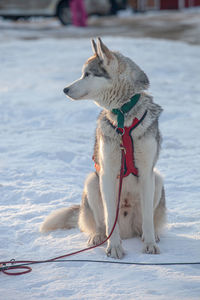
left=40, top=38, right=166, bottom=258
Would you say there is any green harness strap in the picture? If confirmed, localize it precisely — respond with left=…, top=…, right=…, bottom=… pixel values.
left=112, top=93, right=141, bottom=129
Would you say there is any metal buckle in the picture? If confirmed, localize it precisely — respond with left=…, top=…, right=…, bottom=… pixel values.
left=116, top=127, right=125, bottom=136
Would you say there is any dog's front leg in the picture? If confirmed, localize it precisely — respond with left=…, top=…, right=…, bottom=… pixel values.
left=140, top=172, right=160, bottom=254
left=99, top=139, right=124, bottom=259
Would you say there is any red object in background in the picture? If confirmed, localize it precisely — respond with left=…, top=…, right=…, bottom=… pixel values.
left=185, top=0, right=189, bottom=7
left=160, top=0, right=200, bottom=9
left=160, top=0, right=179, bottom=9
left=70, top=0, right=87, bottom=27
left=185, top=0, right=200, bottom=6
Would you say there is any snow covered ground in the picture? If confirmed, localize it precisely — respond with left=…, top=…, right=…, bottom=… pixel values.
left=0, top=36, right=200, bottom=299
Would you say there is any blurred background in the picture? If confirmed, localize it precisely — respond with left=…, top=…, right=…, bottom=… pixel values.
left=0, top=0, right=200, bottom=44
left=1, top=2, right=200, bottom=298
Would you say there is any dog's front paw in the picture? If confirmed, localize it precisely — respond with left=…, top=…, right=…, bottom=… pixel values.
left=106, top=243, right=124, bottom=259
left=143, top=243, right=160, bottom=254
left=87, top=233, right=106, bottom=246
left=155, top=233, right=160, bottom=243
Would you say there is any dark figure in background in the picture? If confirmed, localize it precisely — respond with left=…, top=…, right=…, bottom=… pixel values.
left=109, top=0, right=119, bottom=15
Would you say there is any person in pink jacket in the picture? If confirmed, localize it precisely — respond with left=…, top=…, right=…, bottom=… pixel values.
left=70, top=0, right=87, bottom=27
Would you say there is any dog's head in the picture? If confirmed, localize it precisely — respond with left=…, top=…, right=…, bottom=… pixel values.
left=63, top=38, right=149, bottom=109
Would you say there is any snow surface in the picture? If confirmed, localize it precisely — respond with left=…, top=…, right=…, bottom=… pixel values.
left=0, top=36, right=200, bottom=299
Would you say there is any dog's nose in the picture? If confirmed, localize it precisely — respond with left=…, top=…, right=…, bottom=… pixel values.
left=63, top=87, right=69, bottom=94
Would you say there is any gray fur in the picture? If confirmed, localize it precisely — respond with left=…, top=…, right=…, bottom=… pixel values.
left=91, top=39, right=98, bottom=56
left=84, top=56, right=110, bottom=79
left=42, top=39, right=166, bottom=257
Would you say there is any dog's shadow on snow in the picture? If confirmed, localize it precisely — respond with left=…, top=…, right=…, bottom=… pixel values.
left=123, top=232, right=200, bottom=264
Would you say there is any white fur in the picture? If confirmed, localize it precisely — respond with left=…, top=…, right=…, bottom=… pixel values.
left=41, top=38, right=166, bottom=259
left=40, top=205, right=79, bottom=233
left=66, top=74, right=110, bottom=101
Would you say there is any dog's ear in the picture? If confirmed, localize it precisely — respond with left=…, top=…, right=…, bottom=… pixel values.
left=96, top=37, right=113, bottom=65
left=135, top=70, right=150, bottom=90
left=91, top=39, right=98, bottom=56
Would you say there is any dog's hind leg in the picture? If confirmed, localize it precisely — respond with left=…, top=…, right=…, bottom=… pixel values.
left=153, top=170, right=166, bottom=242
left=78, top=172, right=106, bottom=246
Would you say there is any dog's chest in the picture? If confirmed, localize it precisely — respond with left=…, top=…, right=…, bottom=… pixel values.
left=133, top=134, right=156, bottom=172
left=99, top=112, right=156, bottom=173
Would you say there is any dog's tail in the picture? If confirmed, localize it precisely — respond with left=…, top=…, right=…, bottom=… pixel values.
left=40, top=205, right=80, bottom=233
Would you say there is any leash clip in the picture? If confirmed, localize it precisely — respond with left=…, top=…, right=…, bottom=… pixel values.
left=10, top=258, right=16, bottom=264
left=116, top=127, right=125, bottom=136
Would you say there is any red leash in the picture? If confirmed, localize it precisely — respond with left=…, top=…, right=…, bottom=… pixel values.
left=0, top=144, right=126, bottom=276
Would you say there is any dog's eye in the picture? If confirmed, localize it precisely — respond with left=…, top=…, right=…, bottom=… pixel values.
left=84, top=72, right=90, bottom=77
